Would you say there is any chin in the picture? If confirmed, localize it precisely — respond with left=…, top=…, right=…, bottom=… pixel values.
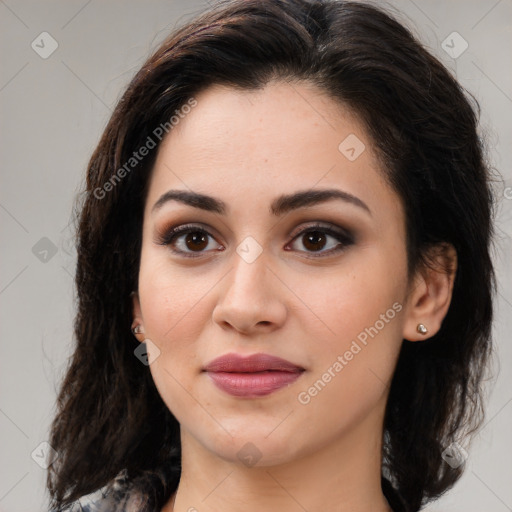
left=192, top=422, right=307, bottom=468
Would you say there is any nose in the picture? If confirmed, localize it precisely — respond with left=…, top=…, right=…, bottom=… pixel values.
left=212, top=252, right=287, bottom=335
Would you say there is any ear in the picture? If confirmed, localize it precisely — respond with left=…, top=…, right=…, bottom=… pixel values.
left=402, top=243, right=457, bottom=341
left=130, top=291, right=145, bottom=343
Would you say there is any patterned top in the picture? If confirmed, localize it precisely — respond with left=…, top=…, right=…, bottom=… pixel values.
left=60, top=493, right=144, bottom=511
left=53, top=471, right=152, bottom=512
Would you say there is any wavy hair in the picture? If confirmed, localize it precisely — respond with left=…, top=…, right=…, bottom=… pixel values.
left=47, top=1, right=496, bottom=511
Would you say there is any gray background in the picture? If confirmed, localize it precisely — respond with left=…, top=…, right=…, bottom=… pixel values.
left=1, top=1, right=511, bottom=510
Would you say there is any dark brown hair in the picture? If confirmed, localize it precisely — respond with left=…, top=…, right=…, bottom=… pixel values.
left=47, top=1, right=496, bottom=511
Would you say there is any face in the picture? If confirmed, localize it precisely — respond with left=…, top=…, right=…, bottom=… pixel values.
left=133, top=80, right=412, bottom=466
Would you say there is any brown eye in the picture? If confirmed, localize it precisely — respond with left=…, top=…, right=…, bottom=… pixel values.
left=184, top=231, right=209, bottom=251
left=287, top=224, right=354, bottom=257
left=158, top=222, right=353, bottom=259
left=302, top=231, right=328, bottom=252
left=157, top=224, right=223, bottom=258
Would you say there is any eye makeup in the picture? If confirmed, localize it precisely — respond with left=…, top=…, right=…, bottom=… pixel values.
left=154, top=220, right=355, bottom=259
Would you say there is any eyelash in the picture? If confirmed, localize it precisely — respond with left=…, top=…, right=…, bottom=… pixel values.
left=156, top=222, right=354, bottom=259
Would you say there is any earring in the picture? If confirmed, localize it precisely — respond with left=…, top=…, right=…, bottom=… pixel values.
left=131, top=323, right=144, bottom=336
left=416, top=323, right=428, bottom=335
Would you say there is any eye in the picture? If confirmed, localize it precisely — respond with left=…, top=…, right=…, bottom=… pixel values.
left=156, top=222, right=354, bottom=259
left=156, top=224, right=223, bottom=258
left=286, top=223, right=354, bottom=257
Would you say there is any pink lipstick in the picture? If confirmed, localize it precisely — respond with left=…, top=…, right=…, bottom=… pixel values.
left=203, top=353, right=304, bottom=397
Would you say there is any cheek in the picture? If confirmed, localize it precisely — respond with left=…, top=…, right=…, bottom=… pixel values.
left=290, top=251, right=405, bottom=414
left=138, top=250, right=211, bottom=341
left=290, top=248, right=405, bottom=349
left=294, top=290, right=403, bottom=441
left=137, top=251, right=217, bottom=411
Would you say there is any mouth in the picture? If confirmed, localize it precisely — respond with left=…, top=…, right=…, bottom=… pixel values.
left=202, top=352, right=305, bottom=397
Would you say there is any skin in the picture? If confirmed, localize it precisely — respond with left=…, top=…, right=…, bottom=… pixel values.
left=132, top=80, right=456, bottom=512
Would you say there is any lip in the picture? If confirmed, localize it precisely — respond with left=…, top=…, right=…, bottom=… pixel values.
left=203, top=353, right=305, bottom=397
left=203, top=353, right=304, bottom=373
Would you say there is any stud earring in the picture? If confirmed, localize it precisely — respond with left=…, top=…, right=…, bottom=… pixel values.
left=417, top=323, right=428, bottom=335
left=131, top=323, right=144, bottom=336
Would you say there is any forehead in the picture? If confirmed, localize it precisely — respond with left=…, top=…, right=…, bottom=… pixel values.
left=144, top=81, right=398, bottom=221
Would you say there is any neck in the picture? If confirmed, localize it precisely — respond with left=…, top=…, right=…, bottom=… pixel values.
left=163, top=401, right=393, bottom=512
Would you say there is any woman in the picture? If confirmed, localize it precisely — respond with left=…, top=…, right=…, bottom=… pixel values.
left=47, top=0, right=496, bottom=511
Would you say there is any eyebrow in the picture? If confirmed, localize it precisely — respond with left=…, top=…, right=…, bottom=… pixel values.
left=151, top=188, right=371, bottom=217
